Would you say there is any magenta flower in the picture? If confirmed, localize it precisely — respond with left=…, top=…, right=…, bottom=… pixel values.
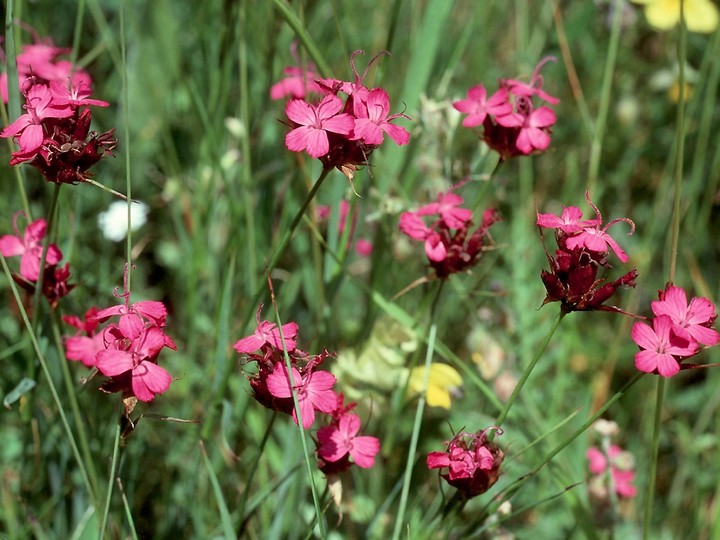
left=501, top=56, right=560, bottom=105
left=565, top=221, right=633, bottom=264
left=95, top=326, right=173, bottom=402
left=270, top=65, right=324, bottom=100
left=95, top=299, right=168, bottom=341
left=233, top=308, right=299, bottom=353
left=453, top=85, right=512, bottom=128
left=632, top=315, right=697, bottom=377
left=351, top=87, right=410, bottom=146
left=48, top=80, right=109, bottom=108
left=317, top=413, right=380, bottom=468
left=587, top=445, right=637, bottom=499
left=266, top=362, right=338, bottom=429
left=536, top=205, right=601, bottom=234
left=496, top=105, right=557, bottom=154
left=63, top=307, right=105, bottom=367
left=651, top=285, right=720, bottom=346
left=416, top=191, right=473, bottom=230
left=284, top=95, right=355, bottom=158
left=427, top=428, right=504, bottom=500
left=0, top=82, right=73, bottom=162
left=0, top=214, right=62, bottom=281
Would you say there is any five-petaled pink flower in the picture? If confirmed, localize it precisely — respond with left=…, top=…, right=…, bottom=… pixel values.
left=351, top=88, right=410, bottom=146
left=536, top=205, right=601, bottom=234
left=651, top=285, right=720, bottom=346
left=317, top=413, right=380, bottom=468
left=453, top=84, right=512, bottom=128
left=266, top=363, right=338, bottom=429
left=95, top=326, right=174, bottom=402
left=632, top=315, right=697, bottom=377
left=0, top=214, right=62, bottom=281
left=284, top=95, right=354, bottom=158
left=95, top=299, right=167, bottom=341
left=496, top=105, right=557, bottom=154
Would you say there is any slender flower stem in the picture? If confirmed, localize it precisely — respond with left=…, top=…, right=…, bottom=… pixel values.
left=1, top=252, right=98, bottom=509
left=120, top=2, right=133, bottom=290
left=495, top=311, right=565, bottom=428
left=241, top=166, right=332, bottom=332
left=99, top=422, right=122, bottom=539
left=392, top=323, right=439, bottom=540
left=645, top=6, right=687, bottom=537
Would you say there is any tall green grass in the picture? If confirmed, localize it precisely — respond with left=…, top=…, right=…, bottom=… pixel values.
left=2, top=1, right=719, bottom=538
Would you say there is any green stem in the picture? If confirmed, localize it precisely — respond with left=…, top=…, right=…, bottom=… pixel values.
left=392, top=323, right=439, bottom=540
left=1, top=253, right=98, bottom=509
left=51, top=312, right=100, bottom=503
left=241, top=166, right=333, bottom=332
left=586, top=0, right=622, bottom=196
left=120, top=1, right=133, bottom=289
left=271, top=0, right=332, bottom=78
left=99, top=422, right=122, bottom=539
left=495, top=311, right=565, bottom=428
left=643, top=377, right=666, bottom=539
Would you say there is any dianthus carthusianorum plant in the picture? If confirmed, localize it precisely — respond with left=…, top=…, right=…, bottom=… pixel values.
left=2, top=1, right=720, bottom=538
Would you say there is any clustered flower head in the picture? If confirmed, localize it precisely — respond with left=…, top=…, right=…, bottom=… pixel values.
left=536, top=192, right=638, bottom=313
left=277, top=50, right=410, bottom=182
left=426, top=427, right=504, bottom=500
left=454, top=56, right=558, bottom=160
left=63, top=266, right=176, bottom=413
left=0, top=211, right=74, bottom=307
left=631, top=284, right=720, bottom=378
left=234, top=307, right=380, bottom=474
left=399, top=187, right=500, bottom=279
left=1, top=75, right=116, bottom=184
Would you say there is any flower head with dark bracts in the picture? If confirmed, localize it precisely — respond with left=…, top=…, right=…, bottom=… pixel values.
left=1, top=76, right=116, bottom=184
left=427, top=427, right=504, bottom=500
left=281, top=50, right=410, bottom=183
left=536, top=192, right=638, bottom=314
left=631, top=284, right=720, bottom=377
left=454, top=56, right=558, bottom=160
left=0, top=211, right=74, bottom=307
left=63, top=266, right=176, bottom=411
left=399, top=186, right=500, bottom=279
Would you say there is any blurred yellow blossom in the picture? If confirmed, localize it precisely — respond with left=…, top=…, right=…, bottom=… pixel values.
left=407, top=363, right=462, bottom=409
left=632, top=0, right=719, bottom=33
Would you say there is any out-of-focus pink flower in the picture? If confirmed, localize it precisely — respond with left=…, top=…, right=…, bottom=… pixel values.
left=587, top=445, right=637, bottom=498
left=0, top=213, right=62, bottom=281
left=64, top=307, right=105, bottom=367
left=270, top=65, right=324, bottom=100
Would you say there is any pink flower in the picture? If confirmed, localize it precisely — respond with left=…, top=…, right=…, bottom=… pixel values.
left=95, top=326, right=173, bottom=402
left=317, top=413, right=380, bottom=468
left=284, top=95, right=354, bottom=158
left=0, top=214, right=62, bottom=281
left=233, top=308, right=299, bottom=353
left=355, top=238, right=373, bottom=257
left=651, top=285, right=720, bottom=346
left=453, top=85, right=512, bottom=128
left=565, top=224, right=631, bottom=263
left=496, top=105, right=556, bottom=154
left=427, top=428, right=504, bottom=499
left=351, top=88, right=410, bottom=146
left=48, top=80, right=109, bottom=108
left=63, top=307, right=104, bottom=367
left=416, top=191, right=473, bottom=230
left=0, top=82, right=74, bottom=161
left=586, top=445, right=637, bottom=499
left=536, top=205, right=601, bottom=234
left=95, top=299, right=168, bottom=341
left=266, top=362, right=338, bottom=429
left=398, top=211, right=431, bottom=241
left=632, top=315, right=697, bottom=377
left=502, top=56, right=560, bottom=105
left=270, top=65, right=323, bottom=100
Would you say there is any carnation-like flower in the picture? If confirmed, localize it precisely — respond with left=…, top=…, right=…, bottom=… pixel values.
left=317, top=412, right=380, bottom=469
left=427, top=428, right=504, bottom=500
left=0, top=213, right=62, bottom=281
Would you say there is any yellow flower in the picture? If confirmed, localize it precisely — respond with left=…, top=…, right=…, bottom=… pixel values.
left=407, top=363, right=462, bottom=409
left=632, top=0, right=719, bottom=33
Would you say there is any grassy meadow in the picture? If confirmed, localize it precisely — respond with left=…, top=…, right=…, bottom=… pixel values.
left=2, top=0, right=720, bottom=538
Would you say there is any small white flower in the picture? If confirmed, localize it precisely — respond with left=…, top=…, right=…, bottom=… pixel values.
left=98, top=200, right=149, bottom=242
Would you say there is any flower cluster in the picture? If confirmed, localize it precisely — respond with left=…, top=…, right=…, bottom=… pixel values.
left=63, top=269, right=176, bottom=410
left=631, top=284, right=720, bottom=377
left=587, top=444, right=637, bottom=500
left=1, top=76, right=115, bottom=184
left=536, top=192, right=638, bottom=313
left=234, top=308, right=380, bottom=474
left=278, top=50, right=410, bottom=181
left=426, top=427, right=504, bottom=500
left=399, top=188, right=500, bottom=279
left=454, top=57, right=558, bottom=160
left=0, top=212, right=73, bottom=307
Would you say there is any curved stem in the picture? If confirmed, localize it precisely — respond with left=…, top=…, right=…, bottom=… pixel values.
left=495, top=311, right=565, bottom=428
